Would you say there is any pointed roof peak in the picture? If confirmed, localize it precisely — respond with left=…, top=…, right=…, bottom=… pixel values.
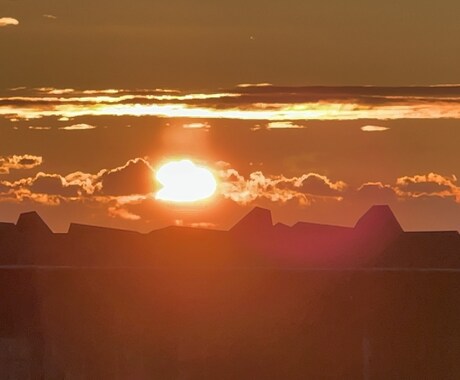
left=231, top=207, right=273, bottom=233
left=250, top=206, right=272, bottom=217
left=355, top=205, right=403, bottom=232
left=16, top=211, right=52, bottom=234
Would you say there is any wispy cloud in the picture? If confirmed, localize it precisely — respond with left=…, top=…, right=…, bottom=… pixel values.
left=98, top=158, right=156, bottom=196
left=396, top=173, right=460, bottom=202
left=108, top=205, right=141, bottom=221
left=361, top=125, right=389, bottom=132
left=183, top=122, right=211, bottom=130
left=43, top=14, right=57, bottom=20
left=219, top=168, right=346, bottom=205
left=1, top=85, right=460, bottom=122
left=0, top=155, right=43, bottom=174
left=28, top=126, right=52, bottom=130
left=357, top=173, right=460, bottom=203
left=237, top=83, right=273, bottom=88
left=267, top=121, right=305, bottom=129
left=0, top=17, right=19, bottom=27
left=189, top=221, right=217, bottom=229
left=59, top=123, right=97, bottom=131
left=252, top=121, right=305, bottom=131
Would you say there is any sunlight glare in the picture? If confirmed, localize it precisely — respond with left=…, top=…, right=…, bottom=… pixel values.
left=155, top=160, right=217, bottom=202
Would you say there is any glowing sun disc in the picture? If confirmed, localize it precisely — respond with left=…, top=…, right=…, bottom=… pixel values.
left=155, top=160, right=217, bottom=202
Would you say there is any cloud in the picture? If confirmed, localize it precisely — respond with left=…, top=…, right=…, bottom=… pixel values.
left=355, top=182, right=398, bottom=202
left=0, top=157, right=157, bottom=205
left=396, top=173, right=460, bottom=202
left=252, top=121, right=305, bottom=131
left=173, top=220, right=216, bottom=229
left=189, top=222, right=217, bottom=229
left=1, top=170, right=98, bottom=202
left=237, top=83, right=273, bottom=88
left=0, top=155, right=43, bottom=174
left=34, top=88, right=74, bottom=95
left=0, top=17, right=19, bottom=27
left=1, top=154, right=458, bottom=231
left=29, top=126, right=52, bottom=130
left=354, top=174, right=460, bottom=204
left=219, top=168, right=346, bottom=206
left=98, top=158, right=156, bottom=196
left=28, top=173, right=82, bottom=197
left=267, top=121, right=305, bottom=129
left=0, top=183, right=11, bottom=194
left=183, top=122, right=211, bottom=130
left=296, top=173, right=347, bottom=196
left=108, top=205, right=141, bottom=221
left=59, top=123, right=97, bottom=131
left=2, top=85, right=460, bottom=121
left=361, top=125, right=389, bottom=132
left=4, top=189, right=62, bottom=206
left=43, top=14, right=57, bottom=20
left=64, top=171, right=100, bottom=194
left=0, top=158, right=159, bottom=216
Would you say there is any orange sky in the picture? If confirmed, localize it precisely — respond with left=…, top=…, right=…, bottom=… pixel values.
left=1, top=1, right=459, bottom=232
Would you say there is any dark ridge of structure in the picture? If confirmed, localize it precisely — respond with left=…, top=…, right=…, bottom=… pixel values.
left=292, top=221, right=352, bottom=234
left=0, top=205, right=459, bottom=378
left=0, top=222, right=15, bottom=233
left=68, top=222, right=140, bottom=236
left=15, top=211, right=53, bottom=235
left=230, top=206, right=273, bottom=233
left=0, top=205, right=458, bottom=268
left=379, top=231, right=460, bottom=268
left=354, top=205, right=403, bottom=234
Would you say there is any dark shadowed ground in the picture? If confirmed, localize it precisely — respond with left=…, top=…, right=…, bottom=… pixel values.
left=1, top=267, right=459, bottom=379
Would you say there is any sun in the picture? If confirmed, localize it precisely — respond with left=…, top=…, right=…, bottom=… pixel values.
left=155, top=159, right=217, bottom=203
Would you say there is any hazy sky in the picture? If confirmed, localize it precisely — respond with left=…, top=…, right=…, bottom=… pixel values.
left=3, top=0, right=460, bottom=88
left=1, top=1, right=459, bottom=232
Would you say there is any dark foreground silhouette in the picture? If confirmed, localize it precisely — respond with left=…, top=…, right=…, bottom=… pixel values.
left=0, top=206, right=459, bottom=379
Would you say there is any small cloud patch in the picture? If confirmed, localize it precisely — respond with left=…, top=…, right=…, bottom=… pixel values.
left=0, top=155, right=43, bottom=174
left=59, top=123, right=97, bottom=131
left=361, top=125, right=389, bottom=132
left=268, top=121, right=305, bottom=129
left=0, top=17, right=19, bottom=27
left=183, top=122, right=211, bottom=130
left=29, top=126, right=52, bottom=130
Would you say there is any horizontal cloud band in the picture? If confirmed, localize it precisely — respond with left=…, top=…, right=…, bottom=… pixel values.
left=1, top=85, right=460, bottom=121
left=1, top=155, right=459, bottom=221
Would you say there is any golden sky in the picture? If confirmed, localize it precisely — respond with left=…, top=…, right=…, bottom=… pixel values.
left=1, top=1, right=459, bottom=232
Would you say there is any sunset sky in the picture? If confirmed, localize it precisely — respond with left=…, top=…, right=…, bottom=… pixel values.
left=1, top=0, right=459, bottom=232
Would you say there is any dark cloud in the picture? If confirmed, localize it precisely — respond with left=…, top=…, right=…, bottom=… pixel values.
left=29, top=174, right=81, bottom=197
left=18, top=157, right=41, bottom=166
left=0, top=183, right=10, bottom=194
left=399, top=181, right=452, bottom=195
left=0, top=155, right=43, bottom=174
left=355, top=182, right=398, bottom=203
left=396, top=173, right=460, bottom=202
left=299, top=175, right=346, bottom=196
left=98, top=158, right=157, bottom=196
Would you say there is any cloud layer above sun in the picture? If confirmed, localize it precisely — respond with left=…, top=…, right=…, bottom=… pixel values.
left=2, top=85, right=460, bottom=122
